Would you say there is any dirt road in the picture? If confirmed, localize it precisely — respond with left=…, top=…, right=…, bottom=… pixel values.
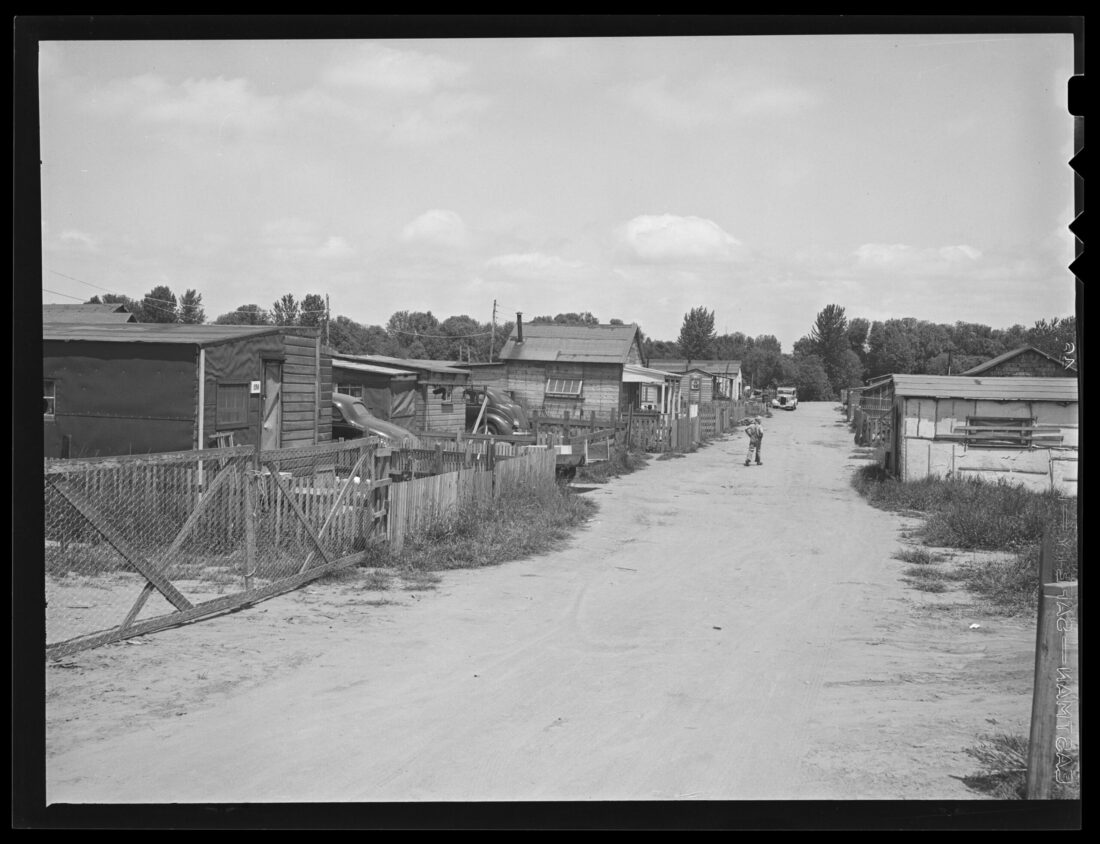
left=46, top=402, right=1043, bottom=803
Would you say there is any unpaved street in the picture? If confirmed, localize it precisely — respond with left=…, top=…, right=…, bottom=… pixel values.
left=46, top=402, right=1042, bottom=803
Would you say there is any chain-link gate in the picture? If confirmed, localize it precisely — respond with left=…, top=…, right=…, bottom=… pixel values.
left=45, top=439, right=390, bottom=659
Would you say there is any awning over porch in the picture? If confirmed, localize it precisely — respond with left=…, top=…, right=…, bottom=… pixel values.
left=623, top=364, right=678, bottom=384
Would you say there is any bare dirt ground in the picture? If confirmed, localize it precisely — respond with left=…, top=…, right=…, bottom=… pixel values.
left=45, top=402, right=1070, bottom=804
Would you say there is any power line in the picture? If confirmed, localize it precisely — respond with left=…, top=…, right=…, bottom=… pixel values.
left=42, top=287, right=88, bottom=302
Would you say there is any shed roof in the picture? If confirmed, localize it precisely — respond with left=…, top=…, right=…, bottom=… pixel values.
left=499, top=323, right=640, bottom=364
left=959, top=345, right=1077, bottom=375
left=333, top=353, right=469, bottom=377
left=332, top=359, right=418, bottom=378
left=43, top=303, right=136, bottom=323
left=890, top=374, right=1077, bottom=402
left=649, top=359, right=742, bottom=376
left=42, top=322, right=309, bottom=347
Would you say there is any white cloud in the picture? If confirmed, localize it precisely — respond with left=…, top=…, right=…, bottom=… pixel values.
left=853, top=242, right=983, bottom=273
left=58, top=229, right=100, bottom=251
left=485, top=252, right=588, bottom=280
left=617, top=215, right=746, bottom=263
left=260, top=218, right=356, bottom=262
left=623, top=71, right=821, bottom=129
left=321, top=44, right=469, bottom=95
left=94, top=74, right=280, bottom=132
left=401, top=209, right=469, bottom=249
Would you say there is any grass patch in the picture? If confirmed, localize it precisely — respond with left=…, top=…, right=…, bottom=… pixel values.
left=359, top=568, right=393, bottom=591
left=853, top=468, right=1077, bottom=613
left=962, top=733, right=1079, bottom=799
left=391, top=480, right=597, bottom=573
left=575, top=445, right=650, bottom=484
left=893, top=547, right=945, bottom=565
left=656, top=452, right=687, bottom=461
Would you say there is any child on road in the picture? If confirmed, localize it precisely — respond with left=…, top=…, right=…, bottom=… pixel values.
left=744, top=416, right=763, bottom=466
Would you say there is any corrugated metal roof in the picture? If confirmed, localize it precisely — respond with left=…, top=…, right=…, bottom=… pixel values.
left=42, top=323, right=300, bottom=346
left=960, top=345, right=1077, bottom=375
left=333, top=353, right=469, bottom=376
left=332, top=359, right=418, bottom=377
left=43, top=304, right=136, bottom=323
left=891, top=374, right=1078, bottom=401
left=499, top=323, right=640, bottom=363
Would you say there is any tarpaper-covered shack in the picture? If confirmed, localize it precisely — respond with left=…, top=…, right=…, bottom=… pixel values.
left=864, top=374, right=1078, bottom=495
left=43, top=323, right=331, bottom=458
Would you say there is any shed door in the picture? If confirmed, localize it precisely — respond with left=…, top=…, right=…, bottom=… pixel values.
left=262, top=361, right=283, bottom=450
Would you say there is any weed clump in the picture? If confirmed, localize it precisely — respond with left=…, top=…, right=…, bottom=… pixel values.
left=962, top=733, right=1079, bottom=799
left=393, top=479, right=597, bottom=572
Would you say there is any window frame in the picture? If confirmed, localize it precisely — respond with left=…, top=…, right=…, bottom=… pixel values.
left=44, top=379, right=56, bottom=420
left=336, top=383, right=364, bottom=399
left=545, top=375, right=584, bottom=398
left=215, top=381, right=251, bottom=430
left=960, top=416, right=1034, bottom=449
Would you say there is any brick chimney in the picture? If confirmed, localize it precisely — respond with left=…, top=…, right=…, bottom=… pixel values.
left=516, top=312, right=523, bottom=343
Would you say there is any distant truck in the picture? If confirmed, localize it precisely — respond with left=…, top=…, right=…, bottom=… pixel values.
left=771, top=387, right=799, bottom=411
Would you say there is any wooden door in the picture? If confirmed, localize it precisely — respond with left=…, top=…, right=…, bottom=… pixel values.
left=262, top=361, right=283, bottom=451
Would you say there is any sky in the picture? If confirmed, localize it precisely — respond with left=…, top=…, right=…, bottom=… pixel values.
left=37, top=25, right=1078, bottom=350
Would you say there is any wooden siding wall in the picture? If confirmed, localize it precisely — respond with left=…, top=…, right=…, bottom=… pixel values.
left=281, top=334, right=327, bottom=447
left=897, top=397, right=1078, bottom=495
left=505, top=361, right=624, bottom=417
left=418, top=373, right=467, bottom=436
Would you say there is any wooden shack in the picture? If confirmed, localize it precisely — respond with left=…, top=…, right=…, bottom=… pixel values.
left=649, top=359, right=742, bottom=407
left=496, top=321, right=646, bottom=417
left=329, top=353, right=469, bottom=436
left=865, top=374, right=1077, bottom=495
left=43, top=323, right=330, bottom=458
left=43, top=303, right=137, bottom=324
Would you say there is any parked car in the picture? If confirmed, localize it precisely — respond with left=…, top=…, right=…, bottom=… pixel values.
left=464, top=386, right=531, bottom=436
left=332, top=392, right=419, bottom=446
left=771, top=387, right=799, bottom=411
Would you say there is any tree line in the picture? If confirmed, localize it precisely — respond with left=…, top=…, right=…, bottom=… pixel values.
left=85, top=287, right=1076, bottom=401
left=666, top=305, right=1077, bottom=401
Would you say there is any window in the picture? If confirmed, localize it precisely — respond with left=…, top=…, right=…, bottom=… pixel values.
left=690, top=377, right=701, bottom=392
left=961, top=417, right=1034, bottom=448
left=336, top=383, right=364, bottom=399
left=545, top=376, right=583, bottom=398
left=44, top=380, right=56, bottom=419
left=216, top=383, right=250, bottom=428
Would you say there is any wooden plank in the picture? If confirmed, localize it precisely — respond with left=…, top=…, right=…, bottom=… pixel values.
left=46, top=550, right=373, bottom=660
left=163, top=461, right=237, bottom=558
left=47, top=478, right=194, bottom=612
left=299, top=452, right=370, bottom=572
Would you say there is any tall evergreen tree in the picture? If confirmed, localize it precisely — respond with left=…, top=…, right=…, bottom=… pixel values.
left=677, top=307, right=716, bottom=360
left=178, top=289, right=205, bottom=324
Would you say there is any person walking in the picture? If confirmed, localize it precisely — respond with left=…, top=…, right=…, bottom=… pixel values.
left=744, top=416, right=763, bottom=466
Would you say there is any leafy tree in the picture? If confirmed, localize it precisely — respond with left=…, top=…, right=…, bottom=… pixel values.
left=808, top=304, right=850, bottom=393
left=440, top=314, right=484, bottom=362
left=677, top=307, right=716, bottom=360
left=141, top=285, right=178, bottom=323
left=846, top=317, right=870, bottom=358
left=1028, top=316, right=1078, bottom=363
left=178, top=289, right=205, bottom=324
left=867, top=321, right=918, bottom=377
left=214, top=304, right=272, bottom=325
left=644, top=338, right=680, bottom=360
left=299, top=293, right=327, bottom=328
left=272, top=293, right=300, bottom=326
left=794, top=355, right=833, bottom=401
left=387, top=311, right=446, bottom=358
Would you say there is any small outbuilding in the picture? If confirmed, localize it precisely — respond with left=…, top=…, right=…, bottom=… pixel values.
left=648, top=359, right=742, bottom=408
left=330, top=353, right=470, bottom=436
left=864, top=374, right=1078, bottom=495
left=43, top=323, right=331, bottom=458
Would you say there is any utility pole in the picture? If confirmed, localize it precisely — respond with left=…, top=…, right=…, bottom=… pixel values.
left=490, top=299, right=497, bottom=363
left=325, top=294, right=330, bottom=347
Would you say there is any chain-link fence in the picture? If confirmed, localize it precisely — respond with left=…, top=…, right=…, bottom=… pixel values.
left=45, top=437, right=559, bottom=658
